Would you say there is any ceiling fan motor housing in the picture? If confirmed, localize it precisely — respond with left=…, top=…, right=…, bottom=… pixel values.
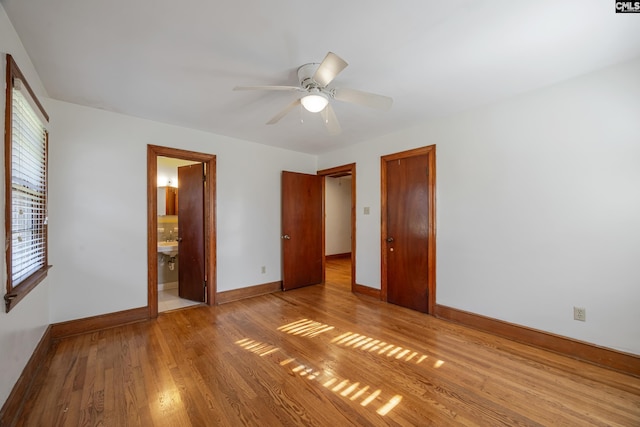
left=297, top=63, right=321, bottom=89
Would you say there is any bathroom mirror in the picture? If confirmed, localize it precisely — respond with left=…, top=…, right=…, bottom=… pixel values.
left=158, top=186, right=178, bottom=215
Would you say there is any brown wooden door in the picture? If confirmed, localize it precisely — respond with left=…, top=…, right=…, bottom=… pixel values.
left=178, top=163, right=205, bottom=302
left=281, top=171, right=323, bottom=290
left=384, top=154, right=430, bottom=312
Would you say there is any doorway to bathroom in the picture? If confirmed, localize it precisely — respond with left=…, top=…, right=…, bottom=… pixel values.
left=147, top=145, right=216, bottom=318
left=157, top=158, right=203, bottom=312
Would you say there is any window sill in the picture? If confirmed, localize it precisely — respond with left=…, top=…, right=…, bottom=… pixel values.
left=4, top=265, right=52, bottom=313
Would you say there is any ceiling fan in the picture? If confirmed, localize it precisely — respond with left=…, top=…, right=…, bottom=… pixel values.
left=233, top=52, right=393, bottom=135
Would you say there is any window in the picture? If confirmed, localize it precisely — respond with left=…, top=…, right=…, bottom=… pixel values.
left=4, top=54, right=51, bottom=312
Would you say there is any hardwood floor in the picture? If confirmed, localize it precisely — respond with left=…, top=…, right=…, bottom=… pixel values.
left=324, top=255, right=352, bottom=291
left=16, top=259, right=640, bottom=426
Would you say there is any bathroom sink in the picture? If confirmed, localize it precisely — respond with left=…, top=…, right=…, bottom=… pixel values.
left=158, top=241, right=179, bottom=257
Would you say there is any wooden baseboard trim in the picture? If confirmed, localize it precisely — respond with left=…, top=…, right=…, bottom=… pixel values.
left=50, top=307, right=149, bottom=340
left=434, top=304, right=640, bottom=377
left=354, top=284, right=381, bottom=299
left=0, top=326, right=52, bottom=427
left=216, top=281, right=282, bottom=305
left=325, top=253, right=351, bottom=260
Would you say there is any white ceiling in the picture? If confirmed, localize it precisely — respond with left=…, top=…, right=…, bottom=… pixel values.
left=3, top=0, right=640, bottom=154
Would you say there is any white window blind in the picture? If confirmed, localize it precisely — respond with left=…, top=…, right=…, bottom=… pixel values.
left=10, top=81, right=48, bottom=286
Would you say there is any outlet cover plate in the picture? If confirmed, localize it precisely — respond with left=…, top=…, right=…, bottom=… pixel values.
left=573, top=306, right=586, bottom=321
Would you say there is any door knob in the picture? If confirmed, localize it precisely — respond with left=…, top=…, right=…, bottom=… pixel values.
left=282, top=234, right=291, bottom=240
left=386, top=237, right=394, bottom=243
left=177, top=237, right=183, bottom=242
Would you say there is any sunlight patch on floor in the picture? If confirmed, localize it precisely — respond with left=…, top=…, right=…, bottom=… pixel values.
left=331, top=331, right=435, bottom=366
left=276, top=320, right=445, bottom=370
left=236, top=336, right=403, bottom=417
left=377, top=395, right=403, bottom=415
left=277, top=318, right=335, bottom=337
left=232, top=318, right=445, bottom=417
left=235, top=338, right=279, bottom=357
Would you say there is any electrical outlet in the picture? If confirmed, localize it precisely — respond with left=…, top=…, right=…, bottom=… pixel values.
left=261, top=266, right=266, bottom=274
left=573, top=306, right=586, bottom=322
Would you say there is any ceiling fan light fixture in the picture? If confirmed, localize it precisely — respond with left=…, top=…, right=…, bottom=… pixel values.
left=301, top=93, right=328, bottom=113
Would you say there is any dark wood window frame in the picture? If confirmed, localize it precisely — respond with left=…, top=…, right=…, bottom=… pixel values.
left=4, top=54, right=51, bottom=312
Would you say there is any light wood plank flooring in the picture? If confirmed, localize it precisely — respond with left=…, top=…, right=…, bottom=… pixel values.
left=17, top=259, right=640, bottom=426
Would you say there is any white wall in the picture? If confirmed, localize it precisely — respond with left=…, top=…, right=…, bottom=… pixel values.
left=325, top=177, right=352, bottom=255
left=0, top=4, right=51, bottom=408
left=47, top=100, right=316, bottom=322
left=318, top=58, right=640, bottom=355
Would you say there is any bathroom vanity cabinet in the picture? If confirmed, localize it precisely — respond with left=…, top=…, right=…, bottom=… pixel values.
left=158, top=186, right=178, bottom=215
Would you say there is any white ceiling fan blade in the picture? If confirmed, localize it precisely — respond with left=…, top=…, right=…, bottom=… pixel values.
left=321, top=103, right=341, bottom=135
left=234, top=85, right=302, bottom=92
left=266, top=98, right=301, bottom=125
left=313, top=52, right=348, bottom=87
left=333, top=87, right=393, bottom=110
